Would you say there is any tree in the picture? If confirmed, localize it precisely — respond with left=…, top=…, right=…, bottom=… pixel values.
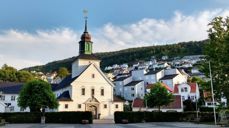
left=16, top=70, right=34, bottom=82
left=0, top=64, right=18, bottom=82
left=18, top=80, right=58, bottom=112
left=0, top=64, right=35, bottom=82
left=144, top=82, right=174, bottom=111
left=201, top=17, right=229, bottom=101
left=57, top=67, right=69, bottom=79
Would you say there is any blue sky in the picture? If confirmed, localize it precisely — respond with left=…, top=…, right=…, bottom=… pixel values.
left=0, top=0, right=227, bottom=31
left=0, top=0, right=229, bottom=69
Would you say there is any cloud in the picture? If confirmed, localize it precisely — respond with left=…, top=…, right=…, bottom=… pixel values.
left=0, top=9, right=229, bottom=69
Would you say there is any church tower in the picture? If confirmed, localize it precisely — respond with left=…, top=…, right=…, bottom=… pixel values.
left=71, top=14, right=100, bottom=78
left=79, top=17, right=93, bottom=55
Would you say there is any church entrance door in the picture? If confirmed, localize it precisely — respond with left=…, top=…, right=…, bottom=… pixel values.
left=88, top=105, right=97, bottom=119
left=85, top=96, right=100, bottom=119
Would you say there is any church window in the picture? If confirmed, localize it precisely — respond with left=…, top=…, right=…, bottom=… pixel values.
left=101, top=88, right=104, bottom=96
left=82, top=88, right=85, bottom=95
left=104, top=104, right=107, bottom=108
left=115, top=104, right=118, bottom=108
left=78, top=104, right=81, bottom=109
left=91, top=88, right=95, bottom=96
left=92, top=74, right=95, bottom=78
left=65, top=104, right=68, bottom=109
left=131, top=87, right=134, bottom=90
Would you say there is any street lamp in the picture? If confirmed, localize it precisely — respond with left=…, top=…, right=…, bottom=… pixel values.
left=209, top=61, right=217, bottom=125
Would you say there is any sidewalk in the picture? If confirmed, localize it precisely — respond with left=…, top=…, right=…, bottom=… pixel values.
left=93, top=119, right=114, bottom=124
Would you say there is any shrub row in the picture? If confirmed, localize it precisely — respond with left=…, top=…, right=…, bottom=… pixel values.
left=0, top=111, right=93, bottom=124
left=114, top=111, right=218, bottom=123
left=199, top=107, right=217, bottom=112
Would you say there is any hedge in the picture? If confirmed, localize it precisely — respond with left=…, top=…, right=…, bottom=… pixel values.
left=0, top=111, right=93, bottom=124
left=114, top=111, right=218, bottom=123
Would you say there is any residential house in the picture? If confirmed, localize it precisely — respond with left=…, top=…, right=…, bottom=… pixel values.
left=173, top=83, right=200, bottom=102
left=123, top=81, right=145, bottom=101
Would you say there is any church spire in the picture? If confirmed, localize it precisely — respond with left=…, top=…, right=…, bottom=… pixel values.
left=83, top=9, right=88, bottom=33
left=79, top=10, right=93, bottom=55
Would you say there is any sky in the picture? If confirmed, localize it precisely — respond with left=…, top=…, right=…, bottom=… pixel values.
left=0, top=0, right=229, bottom=69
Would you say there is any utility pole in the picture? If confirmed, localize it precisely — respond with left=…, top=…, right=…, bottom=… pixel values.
left=209, top=61, right=217, bottom=125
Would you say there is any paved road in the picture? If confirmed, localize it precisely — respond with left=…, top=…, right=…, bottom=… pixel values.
left=2, top=122, right=220, bottom=128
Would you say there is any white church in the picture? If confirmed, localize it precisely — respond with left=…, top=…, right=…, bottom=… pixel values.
left=0, top=18, right=124, bottom=119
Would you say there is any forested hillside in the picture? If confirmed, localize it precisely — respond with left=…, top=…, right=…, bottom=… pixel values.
left=23, top=40, right=207, bottom=73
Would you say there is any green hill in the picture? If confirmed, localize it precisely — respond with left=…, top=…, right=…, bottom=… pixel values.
left=23, top=40, right=207, bottom=73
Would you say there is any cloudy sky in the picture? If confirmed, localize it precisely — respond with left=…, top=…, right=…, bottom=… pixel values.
left=0, top=0, right=229, bottom=69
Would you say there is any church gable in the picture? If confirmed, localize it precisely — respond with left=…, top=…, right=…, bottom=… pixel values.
left=71, top=64, right=114, bottom=87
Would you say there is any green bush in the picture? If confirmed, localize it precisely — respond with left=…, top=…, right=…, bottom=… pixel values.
left=0, top=111, right=93, bottom=124
left=114, top=112, right=144, bottom=123
left=0, top=112, right=41, bottom=123
left=199, top=107, right=216, bottom=112
left=45, top=111, right=93, bottom=124
left=114, top=111, right=217, bottom=123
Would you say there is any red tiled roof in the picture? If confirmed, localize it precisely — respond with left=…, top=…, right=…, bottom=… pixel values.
left=189, top=83, right=197, bottom=93
left=161, top=95, right=182, bottom=109
left=132, top=95, right=182, bottom=109
left=132, top=98, right=145, bottom=107
left=173, top=83, right=197, bottom=93
left=203, top=91, right=211, bottom=98
left=173, top=84, right=179, bottom=93
left=146, top=83, right=173, bottom=92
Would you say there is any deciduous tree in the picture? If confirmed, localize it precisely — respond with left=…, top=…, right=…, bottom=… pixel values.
left=58, top=67, right=69, bottom=79
left=144, top=82, right=174, bottom=111
left=18, top=80, right=58, bottom=112
left=201, top=17, right=229, bottom=101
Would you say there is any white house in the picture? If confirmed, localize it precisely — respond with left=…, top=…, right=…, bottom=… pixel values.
left=173, top=83, right=200, bottom=102
left=144, top=69, right=164, bottom=84
left=131, top=68, right=146, bottom=81
left=160, top=69, right=187, bottom=89
left=123, top=81, right=145, bottom=101
left=113, top=76, right=132, bottom=97
left=0, top=83, right=30, bottom=112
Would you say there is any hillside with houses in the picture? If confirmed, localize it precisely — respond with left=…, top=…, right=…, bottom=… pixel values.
left=23, top=40, right=207, bottom=73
